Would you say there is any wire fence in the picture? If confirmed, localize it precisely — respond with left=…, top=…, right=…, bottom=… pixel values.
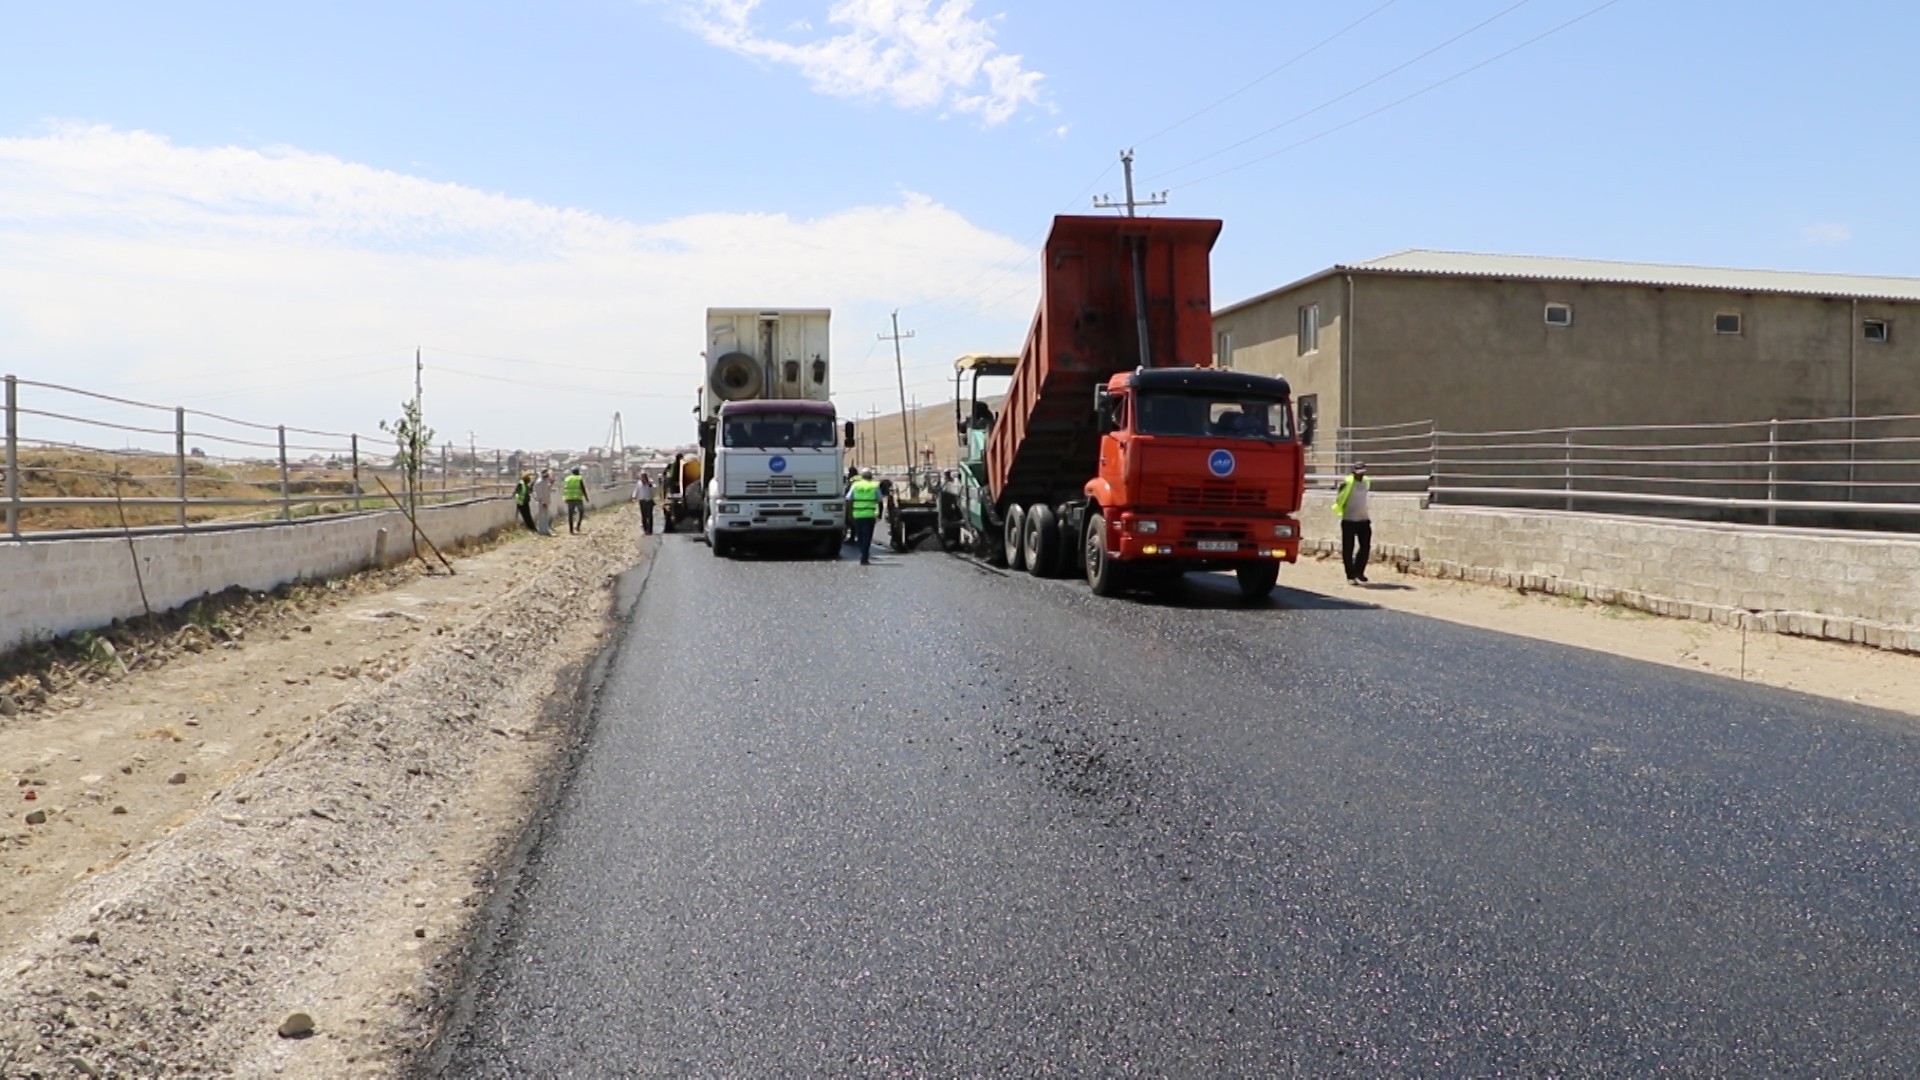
left=1319, top=414, right=1920, bottom=531
left=2, top=375, right=608, bottom=539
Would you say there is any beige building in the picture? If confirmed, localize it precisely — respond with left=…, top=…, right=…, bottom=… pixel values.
left=1213, top=251, right=1920, bottom=438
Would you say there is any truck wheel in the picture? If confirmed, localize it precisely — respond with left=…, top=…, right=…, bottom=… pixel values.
left=819, top=534, right=840, bottom=559
left=1085, top=512, right=1127, bottom=597
left=1024, top=504, right=1060, bottom=578
left=1003, top=504, right=1027, bottom=571
left=1236, top=561, right=1280, bottom=599
left=712, top=532, right=732, bottom=558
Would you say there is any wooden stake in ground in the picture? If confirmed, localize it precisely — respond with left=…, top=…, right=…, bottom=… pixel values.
left=372, top=474, right=455, bottom=575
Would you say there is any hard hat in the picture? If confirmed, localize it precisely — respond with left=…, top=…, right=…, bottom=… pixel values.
left=861, top=467, right=875, bottom=478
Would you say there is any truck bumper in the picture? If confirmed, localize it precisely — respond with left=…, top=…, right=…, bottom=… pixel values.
left=711, top=500, right=845, bottom=539
left=1112, top=513, right=1301, bottom=567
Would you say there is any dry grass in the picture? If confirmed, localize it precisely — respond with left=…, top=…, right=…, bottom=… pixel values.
left=6, top=447, right=432, bottom=533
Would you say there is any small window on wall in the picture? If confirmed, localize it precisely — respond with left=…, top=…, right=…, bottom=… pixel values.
left=1544, top=302, right=1573, bottom=327
left=1216, top=331, right=1233, bottom=368
left=1864, top=319, right=1891, bottom=343
left=1715, top=311, right=1743, bottom=335
left=1298, top=303, right=1321, bottom=356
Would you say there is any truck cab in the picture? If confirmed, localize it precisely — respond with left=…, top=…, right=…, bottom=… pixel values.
left=704, top=400, right=851, bottom=558
left=1086, top=367, right=1304, bottom=594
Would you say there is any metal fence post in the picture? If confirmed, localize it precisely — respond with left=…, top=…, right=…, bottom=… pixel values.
left=175, top=407, right=188, bottom=530
left=278, top=425, right=292, bottom=521
left=1428, top=424, right=1440, bottom=503
left=351, top=434, right=361, bottom=512
left=494, top=450, right=501, bottom=497
left=1563, top=432, right=1574, bottom=512
left=4, top=375, right=18, bottom=538
left=1766, top=419, right=1779, bottom=527
left=440, top=443, right=449, bottom=504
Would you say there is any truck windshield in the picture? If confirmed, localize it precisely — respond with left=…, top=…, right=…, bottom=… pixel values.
left=1135, top=394, right=1293, bottom=441
left=722, top=412, right=838, bottom=448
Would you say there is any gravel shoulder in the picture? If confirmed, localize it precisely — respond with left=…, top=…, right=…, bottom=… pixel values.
left=1, top=505, right=651, bottom=1077
left=1, top=515, right=1911, bottom=1075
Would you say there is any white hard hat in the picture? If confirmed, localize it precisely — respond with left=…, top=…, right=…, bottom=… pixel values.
left=861, top=467, right=875, bottom=478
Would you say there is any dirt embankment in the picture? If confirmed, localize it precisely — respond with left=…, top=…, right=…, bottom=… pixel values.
left=0, top=505, right=649, bottom=1077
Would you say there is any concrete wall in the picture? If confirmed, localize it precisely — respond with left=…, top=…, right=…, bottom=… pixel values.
left=1299, top=492, right=1920, bottom=652
left=0, top=497, right=519, bottom=653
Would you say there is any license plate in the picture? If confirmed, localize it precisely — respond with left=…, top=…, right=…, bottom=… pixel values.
left=1196, top=540, right=1238, bottom=552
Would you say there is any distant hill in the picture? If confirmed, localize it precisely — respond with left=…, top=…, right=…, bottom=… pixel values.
left=848, top=394, right=1005, bottom=473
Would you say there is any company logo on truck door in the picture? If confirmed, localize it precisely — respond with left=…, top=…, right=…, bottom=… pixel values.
left=1208, top=449, right=1236, bottom=477
left=768, top=455, right=787, bottom=474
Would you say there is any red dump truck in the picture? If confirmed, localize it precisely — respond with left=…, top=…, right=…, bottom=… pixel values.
left=943, top=214, right=1309, bottom=598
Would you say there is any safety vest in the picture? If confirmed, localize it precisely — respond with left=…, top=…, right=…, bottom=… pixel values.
left=1332, top=474, right=1369, bottom=517
left=563, top=474, right=586, bottom=501
left=514, top=480, right=530, bottom=507
left=848, top=479, right=881, bottom=520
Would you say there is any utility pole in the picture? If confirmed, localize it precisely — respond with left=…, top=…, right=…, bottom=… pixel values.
left=1092, top=149, right=1167, bottom=218
left=878, top=311, right=918, bottom=495
left=412, top=346, right=423, bottom=518
left=1093, top=151, right=1167, bottom=369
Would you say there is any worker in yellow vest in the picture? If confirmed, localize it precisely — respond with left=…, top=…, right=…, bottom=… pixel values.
left=845, top=466, right=882, bottom=565
left=563, top=467, right=590, bottom=534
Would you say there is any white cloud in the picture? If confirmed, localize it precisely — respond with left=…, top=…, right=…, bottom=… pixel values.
left=1801, top=222, right=1851, bottom=246
left=676, top=0, right=1048, bottom=125
left=0, top=125, right=1036, bottom=450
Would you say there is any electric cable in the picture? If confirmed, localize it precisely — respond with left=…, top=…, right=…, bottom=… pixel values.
left=1145, top=0, right=1538, bottom=185
left=1173, top=0, right=1627, bottom=191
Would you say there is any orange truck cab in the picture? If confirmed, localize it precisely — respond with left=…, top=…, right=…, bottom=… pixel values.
left=945, top=214, right=1309, bottom=599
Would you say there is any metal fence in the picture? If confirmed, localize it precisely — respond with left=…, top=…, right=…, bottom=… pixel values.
left=2, top=375, right=548, bottom=539
left=1317, top=414, right=1920, bottom=531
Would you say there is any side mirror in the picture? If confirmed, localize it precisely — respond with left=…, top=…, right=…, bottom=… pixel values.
left=843, top=421, right=856, bottom=449
left=1298, top=397, right=1318, bottom=447
left=1094, top=387, right=1117, bottom=434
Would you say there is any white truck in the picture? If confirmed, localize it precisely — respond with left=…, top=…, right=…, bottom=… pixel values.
left=699, top=308, right=852, bottom=558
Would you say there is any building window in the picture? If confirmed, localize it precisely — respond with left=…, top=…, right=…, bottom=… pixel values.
left=1714, top=311, right=1743, bottom=335
left=1298, top=303, right=1320, bottom=356
left=1544, top=302, right=1573, bottom=327
left=1216, top=331, right=1233, bottom=368
left=1864, top=319, right=1891, bottom=343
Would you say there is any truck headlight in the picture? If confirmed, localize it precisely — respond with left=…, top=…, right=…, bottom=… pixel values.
left=1133, top=519, right=1159, bottom=534
left=719, top=502, right=739, bottom=514
left=1272, top=523, right=1295, bottom=538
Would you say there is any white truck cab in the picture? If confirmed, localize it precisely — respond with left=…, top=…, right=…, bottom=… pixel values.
left=705, top=401, right=849, bottom=558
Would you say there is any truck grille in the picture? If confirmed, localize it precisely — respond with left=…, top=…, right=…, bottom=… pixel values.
left=1164, top=484, right=1265, bottom=510
left=744, top=478, right=822, bottom=496
left=1184, top=523, right=1251, bottom=540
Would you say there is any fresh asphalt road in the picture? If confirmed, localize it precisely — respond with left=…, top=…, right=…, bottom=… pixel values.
left=441, top=532, right=1920, bottom=1077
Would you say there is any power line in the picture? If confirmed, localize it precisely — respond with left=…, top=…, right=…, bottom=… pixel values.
left=1145, top=0, right=1539, bottom=185
left=422, top=346, right=684, bottom=379
left=901, top=158, right=1118, bottom=332
left=1173, top=0, right=1627, bottom=192
left=1133, top=0, right=1404, bottom=148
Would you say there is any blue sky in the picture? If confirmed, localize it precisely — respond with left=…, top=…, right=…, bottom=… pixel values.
left=1, top=0, right=1912, bottom=455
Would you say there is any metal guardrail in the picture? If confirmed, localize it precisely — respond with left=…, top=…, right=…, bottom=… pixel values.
left=1311, top=415, right=1920, bottom=530
left=2, top=374, right=613, bottom=539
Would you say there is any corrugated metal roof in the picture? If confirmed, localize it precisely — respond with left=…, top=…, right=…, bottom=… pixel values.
left=1339, top=250, right=1920, bottom=302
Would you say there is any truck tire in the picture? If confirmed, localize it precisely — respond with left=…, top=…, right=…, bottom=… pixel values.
left=1003, top=504, right=1027, bottom=571
left=1024, top=504, right=1060, bottom=578
left=819, top=533, right=840, bottom=559
left=1084, top=512, right=1127, bottom=597
left=1236, top=561, right=1280, bottom=599
left=711, top=532, right=732, bottom=558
